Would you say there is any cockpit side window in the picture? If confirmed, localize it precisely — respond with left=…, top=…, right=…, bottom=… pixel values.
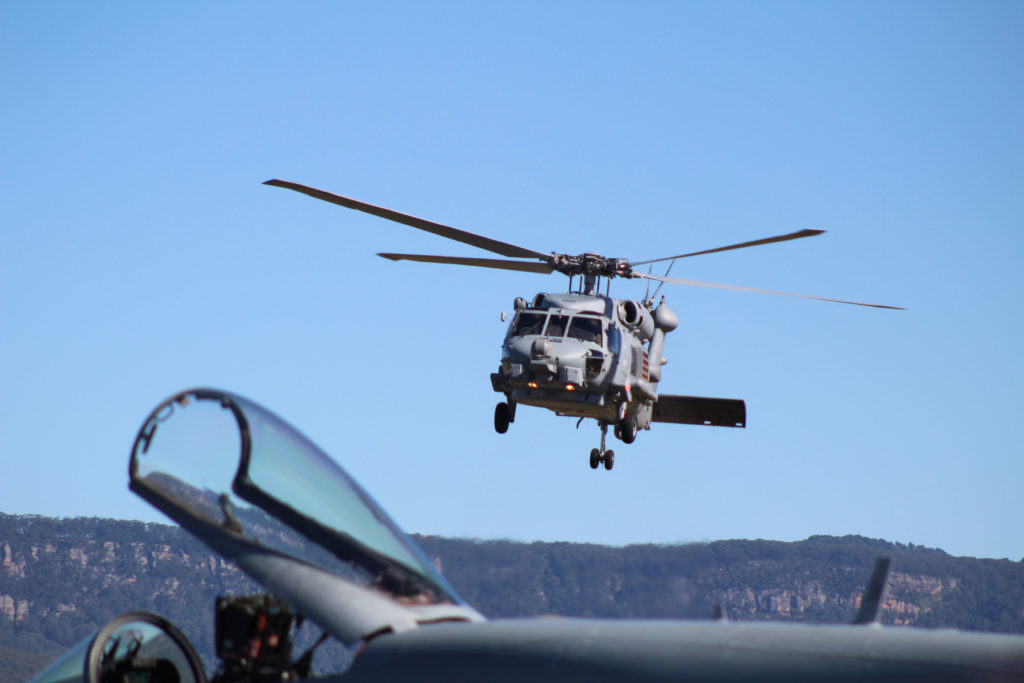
left=568, top=316, right=602, bottom=344
left=511, top=312, right=546, bottom=336
left=607, top=326, right=621, bottom=354
left=545, top=315, right=569, bottom=337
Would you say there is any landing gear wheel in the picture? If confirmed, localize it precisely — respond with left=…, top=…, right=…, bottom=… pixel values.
left=603, top=450, right=615, bottom=470
left=591, top=422, right=616, bottom=472
left=619, top=416, right=637, bottom=444
left=494, top=402, right=510, bottom=434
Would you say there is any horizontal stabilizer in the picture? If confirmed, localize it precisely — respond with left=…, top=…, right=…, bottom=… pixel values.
left=652, top=395, right=746, bottom=428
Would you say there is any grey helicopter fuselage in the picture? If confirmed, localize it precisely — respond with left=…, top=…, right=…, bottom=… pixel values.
left=492, top=291, right=678, bottom=431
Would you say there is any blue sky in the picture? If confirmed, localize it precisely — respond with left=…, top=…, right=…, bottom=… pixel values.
left=2, top=2, right=1022, bottom=561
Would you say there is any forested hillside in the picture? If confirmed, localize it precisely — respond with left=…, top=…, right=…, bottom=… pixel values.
left=417, top=534, right=1024, bottom=630
left=3, top=513, right=1022, bottom=681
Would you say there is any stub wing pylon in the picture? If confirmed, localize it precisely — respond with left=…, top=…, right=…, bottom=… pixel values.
left=651, top=394, right=746, bottom=428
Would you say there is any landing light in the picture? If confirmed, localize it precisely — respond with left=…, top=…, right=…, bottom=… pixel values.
left=565, top=384, right=575, bottom=391
left=528, top=381, right=539, bottom=389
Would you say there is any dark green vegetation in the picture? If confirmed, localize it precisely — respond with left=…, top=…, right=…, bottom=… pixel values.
left=3, top=513, right=1022, bottom=681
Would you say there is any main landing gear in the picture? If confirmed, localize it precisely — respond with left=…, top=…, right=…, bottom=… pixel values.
left=614, top=414, right=638, bottom=444
left=589, top=422, right=615, bottom=471
left=494, top=401, right=515, bottom=434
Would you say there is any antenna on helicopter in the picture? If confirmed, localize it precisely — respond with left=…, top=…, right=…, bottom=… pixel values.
left=650, top=258, right=678, bottom=303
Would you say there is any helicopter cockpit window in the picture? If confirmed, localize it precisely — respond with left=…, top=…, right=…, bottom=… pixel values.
left=545, top=315, right=569, bottom=337
left=607, top=326, right=621, bottom=354
left=568, top=316, right=602, bottom=344
left=511, top=312, right=546, bottom=336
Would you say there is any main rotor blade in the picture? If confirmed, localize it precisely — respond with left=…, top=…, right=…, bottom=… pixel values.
left=265, top=179, right=549, bottom=260
left=378, top=253, right=556, bottom=274
left=629, top=229, right=825, bottom=266
left=634, top=272, right=905, bottom=310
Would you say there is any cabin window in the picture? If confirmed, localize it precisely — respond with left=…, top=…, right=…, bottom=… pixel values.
left=511, top=312, right=546, bottom=336
left=568, top=317, right=602, bottom=344
left=545, top=315, right=569, bottom=337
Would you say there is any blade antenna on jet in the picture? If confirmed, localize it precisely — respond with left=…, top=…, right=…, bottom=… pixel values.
left=853, top=558, right=892, bottom=625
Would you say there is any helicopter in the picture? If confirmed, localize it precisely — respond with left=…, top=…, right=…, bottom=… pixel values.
left=265, top=179, right=903, bottom=471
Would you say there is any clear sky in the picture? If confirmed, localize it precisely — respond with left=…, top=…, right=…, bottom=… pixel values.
left=2, top=2, right=1022, bottom=561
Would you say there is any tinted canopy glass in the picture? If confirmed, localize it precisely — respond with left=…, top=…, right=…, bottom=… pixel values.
left=568, top=316, right=602, bottom=344
left=130, top=389, right=460, bottom=604
left=545, top=315, right=569, bottom=337
left=511, top=312, right=546, bottom=336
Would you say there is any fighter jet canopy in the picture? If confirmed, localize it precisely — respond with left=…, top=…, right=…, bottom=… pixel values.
left=128, top=389, right=464, bottom=608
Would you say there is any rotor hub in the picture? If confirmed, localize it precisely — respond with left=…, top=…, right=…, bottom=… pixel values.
left=549, top=253, right=633, bottom=279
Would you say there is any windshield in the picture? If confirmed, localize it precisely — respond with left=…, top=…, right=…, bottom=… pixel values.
left=511, top=311, right=546, bottom=336
left=545, top=315, right=569, bottom=337
left=130, top=389, right=461, bottom=605
left=568, top=316, right=602, bottom=344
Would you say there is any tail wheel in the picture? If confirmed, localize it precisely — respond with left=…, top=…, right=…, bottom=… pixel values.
left=494, top=402, right=511, bottom=434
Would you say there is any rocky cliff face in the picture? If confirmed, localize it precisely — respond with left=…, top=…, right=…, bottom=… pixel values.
left=711, top=571, right=958, bottom=624
left=1, top=526, right=250, bottom=625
